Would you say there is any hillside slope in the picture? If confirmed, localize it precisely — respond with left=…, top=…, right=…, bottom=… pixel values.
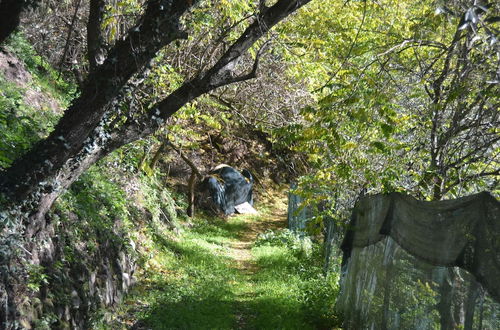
left=0, top=39, right=172, bottom=328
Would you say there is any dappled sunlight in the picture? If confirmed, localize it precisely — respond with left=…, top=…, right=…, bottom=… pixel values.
left=2, top=1, right=497, bottom=327
left=105, top=194, right=341, bottom=329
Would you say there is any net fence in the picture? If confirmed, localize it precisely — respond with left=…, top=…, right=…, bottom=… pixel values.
left=337, top=192, right=500, bottom=329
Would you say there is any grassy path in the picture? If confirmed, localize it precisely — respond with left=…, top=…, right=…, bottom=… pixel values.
left=101, top=194, right=339, bottom=329
left=228, top=202, right=287, bottom=328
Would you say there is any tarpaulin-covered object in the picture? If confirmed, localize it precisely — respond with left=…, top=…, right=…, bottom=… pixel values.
left=200, top=165, right=254, bottom=215
left=338, top=192, right=500, bottom=329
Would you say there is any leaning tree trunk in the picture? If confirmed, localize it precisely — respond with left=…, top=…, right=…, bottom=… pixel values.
left=0, top=0, right=195, bottom=207
left=87, top=0, right=107, bottom=72
left=1, top=0, right=312, bottom=222
left=0, top=1, right=313, bottom=326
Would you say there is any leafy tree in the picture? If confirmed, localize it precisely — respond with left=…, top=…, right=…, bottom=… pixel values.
left=278, top=1, right=498, bottom=328
left=278, top=0, right=498, bottom=221
left=0, top=0, right=313, bottom=324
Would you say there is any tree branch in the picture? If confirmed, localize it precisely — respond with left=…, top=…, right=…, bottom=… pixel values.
left=0, top=0, right=200, bottom=201
left=57, top=0, right=83, bottom=74
left=165, top=141, right=203, bottom=179
left=216, top=38, right=272, bottom=87
left=442, top=168, right=500, bottom=195
left=0, top=0, right=41, bottom=44
left=152, top=0, right=312, bottom=122
left=87, top=0, right=107, bottom=72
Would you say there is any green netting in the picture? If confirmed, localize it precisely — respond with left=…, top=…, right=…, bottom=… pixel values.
left=338, top=192, right=500, bottom=329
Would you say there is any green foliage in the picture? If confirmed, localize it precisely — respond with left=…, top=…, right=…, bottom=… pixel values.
left=0, top=33, right=78, bottom=169
left=0, top=75, right=60, bottom=168
left=26, top=264, right=48, bottom=293
left=102, top=0, right=144, bottom=43
left=274, top=0, right=499, bottom=229
left=55, top=167, right=131, bottom=262
left=251, top=229, right=341, bottom=329
left=64, top=167, right=128, bottom=220
left=255, top=228, right=313, bottom=258
left=104, top=212, right=342, bottom=329
left=32, top=313, right=58, bottom=330
left=301, top=272, right=341, bottom=329
left=6, top=32, right=77, bottom=105
left=112, top=217, right=241, bottom=329
left=137, top=172, right=181, bottom=224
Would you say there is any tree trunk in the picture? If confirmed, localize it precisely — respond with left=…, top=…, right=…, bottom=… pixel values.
left=464, top=281, right=479, bottom=330
left=87, top=0, right=107, bottom=72
left=0, top=0, right=313, bottom=326
left=0, top=0, right=33, bottom=44
left=150, top=143, right=166, bottom=170
left=0, top=0, right=195, bottom=206
left=187, top=172, right=197, bottom=217
left=438, top=268, right=457, bottom=330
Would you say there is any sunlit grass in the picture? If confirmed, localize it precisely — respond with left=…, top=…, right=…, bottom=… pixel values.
left=126, top=226, right=239, bottom=328
left=103, top=209, right=342, bottom=329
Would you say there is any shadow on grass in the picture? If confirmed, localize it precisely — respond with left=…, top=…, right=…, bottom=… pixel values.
left=139, top=284, right=235, bottom=329
left=151, top=230, right=232, bottom=271
left=191, top=218, right=251, bottom=241
left=136, top=232, right=238, bottom=328
left=139, top=292, right=316, bottom=330
left=131, top=217, right=339, bottom=329
left=233, top=296, right=315, bottom=330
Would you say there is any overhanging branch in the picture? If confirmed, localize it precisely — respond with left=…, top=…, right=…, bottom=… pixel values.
left=217, top=38, right=273, bottom=86
left=152, top=0, right=312, bottom=122
left=105, top=0, right=313, bottom=173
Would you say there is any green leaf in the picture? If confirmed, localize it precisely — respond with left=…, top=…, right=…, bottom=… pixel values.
left=371, top=141, right=387, bottom=152
left=380, top=123, right=395, bottom=138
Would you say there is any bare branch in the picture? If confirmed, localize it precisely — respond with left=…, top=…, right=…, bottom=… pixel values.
left=165, top=140, right=203, bottom=179
left=57, top=0, right=83, bottom=74
left=443, top=168, right=500, bottom=195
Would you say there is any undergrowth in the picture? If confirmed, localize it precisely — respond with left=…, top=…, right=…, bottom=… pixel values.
left=251, top=229, right=341, bottom=329
left=5, top=32, right=77, bottom=105
left=97, top=216, right=242, bottom=329
left=1, top=33, right=343, bottom=329
left=0, top=33, right=76, bottom=168
left=0, top=74, right=59, bottom=168
left=101, top=213, right=342, bottom=329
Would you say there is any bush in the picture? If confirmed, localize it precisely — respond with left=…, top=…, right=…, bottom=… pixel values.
left=301, top=273, right=342, bottom=328
left=255, top=228, right=313, bottom=258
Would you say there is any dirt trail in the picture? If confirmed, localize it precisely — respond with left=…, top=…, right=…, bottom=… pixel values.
left=115, top=191, right=291, bottom=329
left=228, top=195, right=288, bottom=328
left=228, top=198, right=287, bottom=273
